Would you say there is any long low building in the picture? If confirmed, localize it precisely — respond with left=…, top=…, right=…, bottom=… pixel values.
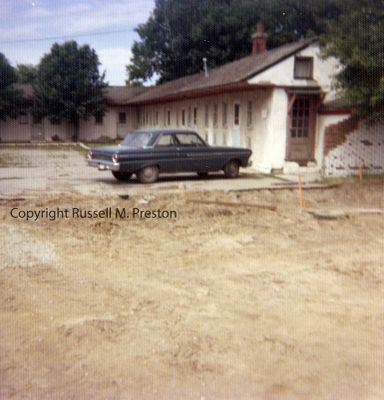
left=1, top=24, right=383, bottom=177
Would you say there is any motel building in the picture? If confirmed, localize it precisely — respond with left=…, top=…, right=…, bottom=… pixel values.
left=1, top=23, right=383, bottom=177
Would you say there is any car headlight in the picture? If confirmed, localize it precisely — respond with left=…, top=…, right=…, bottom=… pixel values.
left=112, top=153, right=118, bottom=163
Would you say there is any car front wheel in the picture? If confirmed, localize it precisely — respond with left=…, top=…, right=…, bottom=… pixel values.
left=223, top=160, right=240, bottom=178
left=112, top=171, right=133, bottom=181
left=137, top=165, right=159, bottom=183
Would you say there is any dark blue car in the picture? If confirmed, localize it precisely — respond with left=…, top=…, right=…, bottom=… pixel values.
left=87, top=129, right=252, bottom=183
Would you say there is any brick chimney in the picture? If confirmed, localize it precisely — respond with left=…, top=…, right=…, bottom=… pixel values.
left=252, top=21, right=268, bottom=55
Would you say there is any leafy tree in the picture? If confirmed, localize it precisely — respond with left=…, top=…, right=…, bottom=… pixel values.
left=127, top=0, right=342, bottom=84
left=322, top=0, right=384, bottom=124
left=34, top=41, right=107, bottom=140
left=0, top=53, right=21, bottom=121
left=16, top=64, right=38, bottom=84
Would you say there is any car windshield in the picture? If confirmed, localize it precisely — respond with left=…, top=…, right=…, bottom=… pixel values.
left=121, top=131, right=154, bottom=148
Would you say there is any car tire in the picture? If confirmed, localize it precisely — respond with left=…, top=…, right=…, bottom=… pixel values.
left=137, top=165, right=159, bottom=184
left=197, top=172, right=209, bottom=178
left=112, top=171, right=133, bottom=181
left=223, top=160, right=240, bottom=178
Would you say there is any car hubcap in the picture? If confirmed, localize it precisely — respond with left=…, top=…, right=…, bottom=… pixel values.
left=144, top=167, right=154, bottom=177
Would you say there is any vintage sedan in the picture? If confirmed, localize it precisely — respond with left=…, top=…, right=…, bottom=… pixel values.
left=87, top=129, right=252, bottom=183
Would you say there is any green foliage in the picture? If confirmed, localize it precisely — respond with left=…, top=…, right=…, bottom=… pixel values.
left=16, top=64, right=38, bottom=84
left=0, top=53, right=21, bottom=121
left=322, top=0, right=384, bottom=124
left=34, top=41, right=107, bottom=140
left=127, top=0, right=342, bottom=84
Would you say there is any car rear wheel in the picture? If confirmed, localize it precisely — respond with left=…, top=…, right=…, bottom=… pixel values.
left=112, top=171, right=133, bottom=181
left=223, top=160, right=240, bottom=178
left=137, top=165, right=159, bottom=184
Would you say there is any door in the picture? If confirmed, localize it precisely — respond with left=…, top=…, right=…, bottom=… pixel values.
left=286, top=96, right=316, bottom=164
left=31, top=115, right=44, bottom=141
left=232, top=102, right=241, bottom=147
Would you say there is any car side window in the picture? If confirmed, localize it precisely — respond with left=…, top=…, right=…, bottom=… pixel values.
left=175, top=133, right=205, bottom=147
left=156, top=134, right=176, bottom=147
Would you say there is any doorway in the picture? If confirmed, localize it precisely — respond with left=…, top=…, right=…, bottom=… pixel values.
left=286, top=96, right=317, bottom=164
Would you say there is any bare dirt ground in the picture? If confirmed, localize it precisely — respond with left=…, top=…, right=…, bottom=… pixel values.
left=0, top=147, right=383, bottom=399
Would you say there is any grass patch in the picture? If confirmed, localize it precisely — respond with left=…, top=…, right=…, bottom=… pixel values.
left=0, top=142, right=116, bottom=154
left=0, top=176, right=22, bottom=180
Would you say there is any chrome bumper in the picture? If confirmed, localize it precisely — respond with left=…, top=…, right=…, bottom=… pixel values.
left=87, top=159, right=120, bottom=171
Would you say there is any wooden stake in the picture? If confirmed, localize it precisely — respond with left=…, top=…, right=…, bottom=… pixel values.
left=358, top=165, right=363, bottom=182
left=298, top=175, right=304, bottom=208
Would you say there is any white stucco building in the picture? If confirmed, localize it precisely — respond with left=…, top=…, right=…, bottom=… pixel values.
left=2, top=24, right=383, bottom=177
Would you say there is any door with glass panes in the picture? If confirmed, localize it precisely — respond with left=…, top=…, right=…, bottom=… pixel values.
left=286, top=96, right=317, bottom=164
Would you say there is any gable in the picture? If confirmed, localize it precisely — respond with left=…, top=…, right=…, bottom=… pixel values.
left=247, top=43, right=341, bottom=99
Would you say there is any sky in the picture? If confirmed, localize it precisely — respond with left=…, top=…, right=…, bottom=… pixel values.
left=0, top=0, right=155, bottom=85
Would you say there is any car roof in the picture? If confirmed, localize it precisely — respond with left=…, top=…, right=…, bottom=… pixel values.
left=133, top=129, right=198, bottom=135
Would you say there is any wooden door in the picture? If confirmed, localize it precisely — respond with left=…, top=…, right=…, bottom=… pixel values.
left=286, top=96, right=316, bottom=164
left=31, top=115, right=44, bottom=141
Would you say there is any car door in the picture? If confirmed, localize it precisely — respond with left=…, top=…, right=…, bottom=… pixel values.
left=174, top=132, right=213, bottom=172
left=154, top=133, right=179, bottom=172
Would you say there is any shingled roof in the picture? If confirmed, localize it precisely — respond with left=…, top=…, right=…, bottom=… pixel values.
left=13, top=84, right=150, bottom=105
left=127, top=38, right=316, bottom=105
left=104, top=85, right=150, bottom=105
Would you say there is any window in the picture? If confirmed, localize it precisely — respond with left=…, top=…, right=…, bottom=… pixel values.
left=213, top=103, right=218, bottom=127
left=247, top=99, right=253, bottom=126
left=175, top=132, right=205, bottom=147
left=156, top=134, right=176, bottom=147
left=121, top=131, right=155, bottom=147
left=118, top=112, right=126, bottom=124
left=294, top=57, right=313, bottom=79
left=290, top=98, right=310, bottom=138
left=166, top=110, right=171, bottom=126
left=155, top=111, right=159, bottom=126
left=234, top=103, right=240, bottom=126
left=204, top=104, right=209, bottom=127
left=193, top=107, right=197, bottom=126
left=222, top=102, right=227, bottom=127
left=187, top=107, right=191, bottom=126
left=95, top=113, right=103, bottom=125
left=145, top=112, right=149, bottom=125
left=181, top=109, right=186, bottom=126
left=19, top=112, right=28, bottom=125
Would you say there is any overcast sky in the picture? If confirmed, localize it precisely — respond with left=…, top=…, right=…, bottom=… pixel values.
left=0, top=0, right=155, bottom=85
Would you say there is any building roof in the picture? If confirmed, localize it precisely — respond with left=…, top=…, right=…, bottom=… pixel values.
left=320, top=98, right=352, bottom=111
left=127, top=38, right=315, bottom=105
left=104, top=85, right=150, bottom=105
left=13, top=84, right=150, bottom=105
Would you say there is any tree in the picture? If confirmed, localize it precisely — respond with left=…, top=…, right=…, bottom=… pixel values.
left=0, top=53, right=22, bottom=121
left=16, top=64, right=38, bottom=84
left=322, top=0, right=384, bottom=124
left=34, top=41, right=107, bottom=140
left=126, top=0, right=342, bottom=84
